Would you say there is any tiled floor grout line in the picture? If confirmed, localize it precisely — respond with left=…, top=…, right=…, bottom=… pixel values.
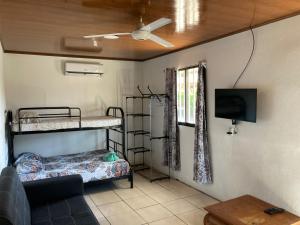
left=96, top=207, right=112, bottom=225
left=136, top=178, right=212, bottom=224
left=133, top=183, right=189, bottom=224
left=130, top=185, right=176, bottom=223
left=157, top=202, right=189, bottom=225
left=112, top=187, right=149, bottom=224
left=155, top=177, right=221, bottom=202
left=154, top=179, right=215, bottom=212
left=89, top=182, right=146, bottom=224
left=115, top=188, right=145, bottom=211
left=173, top=214, right=189, bottom=225
left=95, top=184, right=158, bottom=224
left=123, top=197, right=159, bottom=211
left=87, top=177, right=214, bottom=225
left=87, top=194, right=112, bottom=225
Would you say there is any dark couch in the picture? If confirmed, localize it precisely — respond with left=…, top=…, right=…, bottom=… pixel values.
left=0, top=167, right=99, bottom=225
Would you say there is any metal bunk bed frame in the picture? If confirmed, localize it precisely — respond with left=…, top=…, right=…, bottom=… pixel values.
left=5, top=106, right=133, bottom=188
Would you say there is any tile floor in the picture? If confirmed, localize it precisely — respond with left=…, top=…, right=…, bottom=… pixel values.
left=84, top=174, right=219, bottom=225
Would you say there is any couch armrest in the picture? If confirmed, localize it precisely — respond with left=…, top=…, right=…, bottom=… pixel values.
left=23, top=175, right=83, bottom=206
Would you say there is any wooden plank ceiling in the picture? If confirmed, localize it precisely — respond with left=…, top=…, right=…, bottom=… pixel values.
left=0, top=0, right=300, bottom=61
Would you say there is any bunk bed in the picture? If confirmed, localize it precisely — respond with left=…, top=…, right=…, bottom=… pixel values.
left=6, top=106, right=133, bottom=188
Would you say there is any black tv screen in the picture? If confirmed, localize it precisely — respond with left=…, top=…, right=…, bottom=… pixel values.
left=215, top=89, right=257, bottom=123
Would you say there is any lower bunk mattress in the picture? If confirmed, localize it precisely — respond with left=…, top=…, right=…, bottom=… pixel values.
left=15, top=149, right=130, bottom=183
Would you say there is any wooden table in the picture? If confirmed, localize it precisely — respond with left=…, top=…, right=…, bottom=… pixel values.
left=204, top=195, right=300, bottom=225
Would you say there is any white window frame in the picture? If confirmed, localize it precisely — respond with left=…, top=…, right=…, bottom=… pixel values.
left=177, top=65, right=198, bottom=127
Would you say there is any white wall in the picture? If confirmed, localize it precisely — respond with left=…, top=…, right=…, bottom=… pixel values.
left=4, top=54, right=142, bottom=157
left=142, top=15, right=300, bottom=215
left=0, top=42, right=7, bottom=170
left=3, top=13, right=300, bottom=215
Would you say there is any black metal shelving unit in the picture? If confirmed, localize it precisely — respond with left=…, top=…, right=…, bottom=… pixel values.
left=126, top=94, right=150, bottom=171
left=125, top=86, right=170, bottom=182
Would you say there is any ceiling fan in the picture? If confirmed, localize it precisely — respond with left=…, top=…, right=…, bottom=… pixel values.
left=84, top=18, right=174, bottom=48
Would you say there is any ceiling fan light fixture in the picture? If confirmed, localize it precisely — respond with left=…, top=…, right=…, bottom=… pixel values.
left=84, top=18, right=173, bottom=48
left=103, top=35, right=119, bottom=39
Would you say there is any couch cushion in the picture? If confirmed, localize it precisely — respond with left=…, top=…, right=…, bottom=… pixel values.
left=0, top=167, right=31, bottom=225
left=31, top=196, right=99, bottom=225
left=1, top=166, right=19, bottom=176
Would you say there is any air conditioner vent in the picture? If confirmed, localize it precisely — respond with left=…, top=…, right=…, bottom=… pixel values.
left=64, top=62, right=103, bottom=76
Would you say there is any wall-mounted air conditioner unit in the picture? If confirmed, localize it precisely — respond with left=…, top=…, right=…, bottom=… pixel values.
left=64, top=62, right=103, bottom=76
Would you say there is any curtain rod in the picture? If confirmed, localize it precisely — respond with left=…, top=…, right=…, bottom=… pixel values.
left=178, top=60, right=207, bottom=71
left=163, top=60, right=207, bottom=72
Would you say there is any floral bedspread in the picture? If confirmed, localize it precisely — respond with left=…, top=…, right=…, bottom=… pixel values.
left=15, top=150, right=130, bottom=183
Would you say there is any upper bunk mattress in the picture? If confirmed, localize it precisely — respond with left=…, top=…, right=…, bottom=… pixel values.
left=12, top=116, right=122, bottom=132
left=15, top=150, right=130, bottom=183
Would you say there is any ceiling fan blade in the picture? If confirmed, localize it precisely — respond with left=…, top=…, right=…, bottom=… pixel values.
left=84, top=33, right=131, bottom=38
left=148, top=34, right=174, bottom=48
left=143, top=18, right=172, bottom=32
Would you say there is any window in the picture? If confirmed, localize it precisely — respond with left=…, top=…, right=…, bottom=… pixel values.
left=177, top=66, right=198, bottom=126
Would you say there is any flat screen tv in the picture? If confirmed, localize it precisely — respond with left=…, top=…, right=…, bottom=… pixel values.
left=215, top=89, right=257, bottom=123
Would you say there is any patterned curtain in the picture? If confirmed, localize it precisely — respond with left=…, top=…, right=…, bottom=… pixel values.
left=163, top=68, right=181, bottom=171
left=193, top=63, right=213, bottom=184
